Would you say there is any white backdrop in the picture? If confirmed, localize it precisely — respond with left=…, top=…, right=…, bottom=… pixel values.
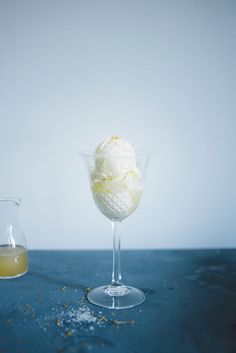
left=0, top=0, right=235, bottom=249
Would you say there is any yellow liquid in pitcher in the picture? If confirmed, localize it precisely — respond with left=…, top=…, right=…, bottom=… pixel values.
left=0, top=245, right=28, bottom=278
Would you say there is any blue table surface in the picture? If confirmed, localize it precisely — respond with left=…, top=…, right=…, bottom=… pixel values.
left=0, top=250, right=236, bottom=353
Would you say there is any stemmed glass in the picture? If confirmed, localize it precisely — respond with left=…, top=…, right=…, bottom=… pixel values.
left=80, top=151, right=152, bottom=309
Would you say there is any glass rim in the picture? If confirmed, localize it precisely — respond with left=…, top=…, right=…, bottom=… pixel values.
left=0, top=196, right=22, bottom=206
left=78, top=150, right=156, bottom=159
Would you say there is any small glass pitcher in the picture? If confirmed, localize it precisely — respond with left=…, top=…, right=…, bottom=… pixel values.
left=0, top=197, right=28, bottom=279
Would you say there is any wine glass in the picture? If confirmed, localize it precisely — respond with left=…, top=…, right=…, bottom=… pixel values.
left=80, top=151, right=152, bottom=309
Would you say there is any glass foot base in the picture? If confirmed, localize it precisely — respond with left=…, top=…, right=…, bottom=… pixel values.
left=87, top=285, right=145, bottom=309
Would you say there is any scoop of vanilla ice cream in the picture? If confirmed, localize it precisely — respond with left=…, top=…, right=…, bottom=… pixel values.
left=91, top=136, right=142, bottom=220
left=94, top=135, right=137, bottom=178
left=95, top=135, right=135, bottom=156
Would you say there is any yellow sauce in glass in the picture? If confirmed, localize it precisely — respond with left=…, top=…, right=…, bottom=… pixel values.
left=0, top=245, right=28, bottom=278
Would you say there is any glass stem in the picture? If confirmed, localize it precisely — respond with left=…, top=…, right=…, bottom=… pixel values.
left=111, top=221, right=122, bottom=286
